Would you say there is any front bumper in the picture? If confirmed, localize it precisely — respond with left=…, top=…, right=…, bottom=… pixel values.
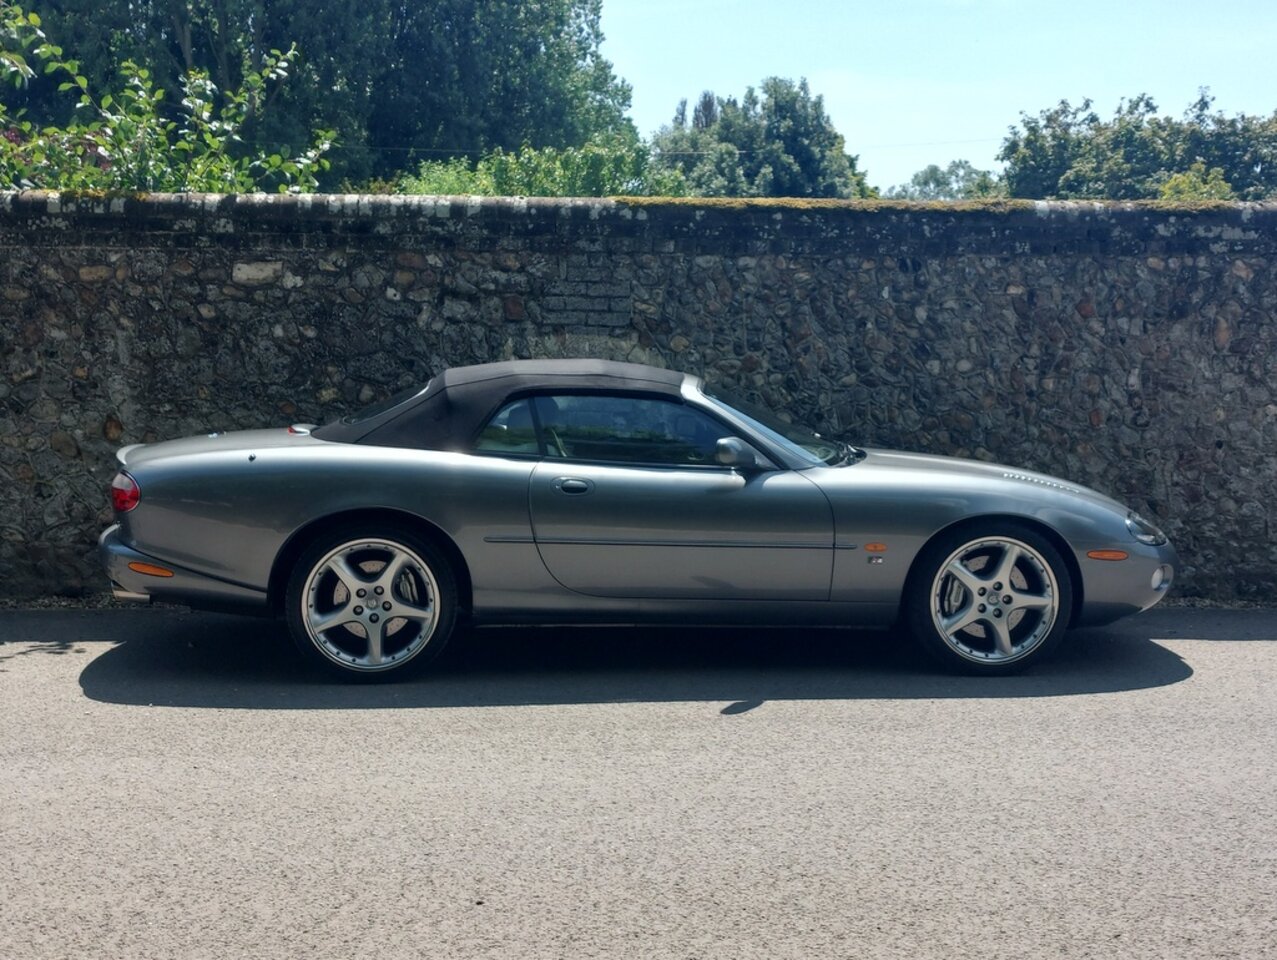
left=99, top=524, right=270, bottom=613
left=1074, top=538, right=1179, bottom=627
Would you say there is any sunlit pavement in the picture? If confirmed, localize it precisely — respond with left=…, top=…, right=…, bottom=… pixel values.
left=2, top=606, right=1275, bottom=959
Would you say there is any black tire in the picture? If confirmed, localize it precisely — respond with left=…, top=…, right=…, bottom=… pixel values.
left=284, top=523, right=458, bottom=682
left=905, top=521, right=1073, bottom=675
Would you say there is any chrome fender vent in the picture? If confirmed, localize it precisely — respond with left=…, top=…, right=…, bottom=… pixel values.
left=1001, top=472, right=1083, bottom=494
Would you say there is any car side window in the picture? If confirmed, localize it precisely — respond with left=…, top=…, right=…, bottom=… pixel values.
left=474, top=398, right=540, bottom=455
left=533, top=394, right=725, bottom=466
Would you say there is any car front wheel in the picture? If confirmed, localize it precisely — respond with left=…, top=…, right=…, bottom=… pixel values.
left=285, top=525, right=457, bottom=681
left=906, top=523, right=1072, bottom=675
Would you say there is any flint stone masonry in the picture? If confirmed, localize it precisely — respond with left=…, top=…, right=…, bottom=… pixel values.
left=1, top=191, right=1275, bottom=602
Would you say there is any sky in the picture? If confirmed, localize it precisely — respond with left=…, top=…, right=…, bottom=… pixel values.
left=599, top=0, right=1277, bottom=192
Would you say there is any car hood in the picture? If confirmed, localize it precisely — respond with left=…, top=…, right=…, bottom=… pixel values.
left=116, top=427, right=325, bottom=469
left=839, top=447, right=1130, bottom=513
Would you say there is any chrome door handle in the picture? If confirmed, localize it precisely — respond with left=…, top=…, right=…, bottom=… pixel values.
left=554, top=477, right=593, bottom=495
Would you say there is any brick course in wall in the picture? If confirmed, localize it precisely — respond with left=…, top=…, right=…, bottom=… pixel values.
left=2, top=191, right=1275, bottom=601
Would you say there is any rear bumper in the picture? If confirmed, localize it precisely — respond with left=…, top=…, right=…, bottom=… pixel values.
left=99, top=524, right=271, bottom=614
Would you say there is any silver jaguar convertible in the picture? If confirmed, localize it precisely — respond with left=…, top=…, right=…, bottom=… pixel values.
left=100, top=359, right=1176, bottom=679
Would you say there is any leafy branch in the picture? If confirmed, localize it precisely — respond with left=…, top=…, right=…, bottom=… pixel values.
left=1, top=3, right=332, bottom=192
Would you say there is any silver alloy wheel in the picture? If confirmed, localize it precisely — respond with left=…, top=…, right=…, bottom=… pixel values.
left=300, top=538, right=440, bottom=672
left=929, top=536, right=1060, bottom=665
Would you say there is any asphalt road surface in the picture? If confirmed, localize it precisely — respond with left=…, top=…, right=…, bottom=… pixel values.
left=2, top=606, right=1275, bottom=960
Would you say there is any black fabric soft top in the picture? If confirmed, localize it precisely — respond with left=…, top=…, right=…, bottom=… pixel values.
left=313, top=359, right=688, bottom=451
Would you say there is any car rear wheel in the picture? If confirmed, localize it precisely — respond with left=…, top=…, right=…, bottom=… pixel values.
left=906, top=523, right=1072, bottom=675
left=285, top=525, right=457, bottom=681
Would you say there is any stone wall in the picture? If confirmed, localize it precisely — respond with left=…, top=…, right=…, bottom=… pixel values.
left=2, top=191, right=1275, bottom=601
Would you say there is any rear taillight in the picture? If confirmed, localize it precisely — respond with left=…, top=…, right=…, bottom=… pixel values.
left=111, top=472, right=140, bottom=513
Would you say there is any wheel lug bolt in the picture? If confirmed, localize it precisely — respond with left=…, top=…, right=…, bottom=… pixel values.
left=978, top=588, right=986, bottom=596
left=353, top=605, right=363, bottom=615
left=383, top=601, right=392, bottom=611
left=356, top=589, right=366, bottom=598
left=994, top=610, right=1002, bottom=618
left=993, top=582, right=1002, bottom=590
left=375, top=587, right=384, bottom=596
left=978, top=604, right=986, bottom=612
left=1003, top=595, right=1012, bottom=604
left=369, top=613, right=379, bottom=623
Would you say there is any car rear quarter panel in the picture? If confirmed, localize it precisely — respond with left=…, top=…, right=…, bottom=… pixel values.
left=120, top=443, right=555, bottom=603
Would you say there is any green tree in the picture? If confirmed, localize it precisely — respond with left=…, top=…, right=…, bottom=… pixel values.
left=997, top=98, right=1100, bottom=199
left=15, top=0, right=633, bottom=185
left=999, top=92, right=1276, bottom=200
left=400, top=137, right=685, bottom=197
left=651, top=78, right=871, bottom=198
left=1174, top=92, right=1277, bottom=199
left=1, top=3, right=331, bottom=191
left=1158, top=160, right=1234, bottom=200
left=888, top=159, right=1003, bottom=200
left=383, top=0, right=632, bottom=156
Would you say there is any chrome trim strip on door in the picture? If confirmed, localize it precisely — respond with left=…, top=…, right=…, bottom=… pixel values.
left=534, top=537, right=830, bottom=549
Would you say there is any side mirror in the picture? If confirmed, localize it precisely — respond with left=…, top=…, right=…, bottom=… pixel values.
left=715, top=437, right=767, bottom=471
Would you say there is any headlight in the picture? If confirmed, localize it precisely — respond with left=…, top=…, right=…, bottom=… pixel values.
left=1126, top=511, right=1167, bottom=546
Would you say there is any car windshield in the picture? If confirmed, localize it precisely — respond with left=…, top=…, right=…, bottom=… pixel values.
left=700, top=386, right=854, bottom=466
left=341, top=381, right=431, bottom=424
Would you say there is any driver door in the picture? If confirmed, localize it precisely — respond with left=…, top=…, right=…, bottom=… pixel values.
left=522, top=393, right=833, bottom=600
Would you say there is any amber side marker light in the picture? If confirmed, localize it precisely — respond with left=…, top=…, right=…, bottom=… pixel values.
left=1086, top=550, right=1129, bottom=561
left=127, top=562, right=175, bottom=578
left=865, top=543, right=888, bottom=553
